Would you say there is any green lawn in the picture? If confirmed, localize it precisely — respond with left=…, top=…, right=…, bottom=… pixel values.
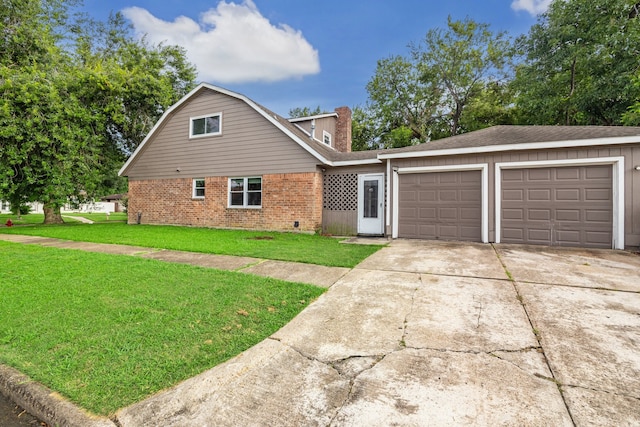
left=0, top=222, right=384, bottom=267
left=0, top=241, right=325, bottom=415
left=0, top=213, right=76, bottom=225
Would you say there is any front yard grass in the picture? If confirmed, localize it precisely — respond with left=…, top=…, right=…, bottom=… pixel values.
left=0, top=241, right=325, bottom=415
left=0, top=222, right=383, bottom=267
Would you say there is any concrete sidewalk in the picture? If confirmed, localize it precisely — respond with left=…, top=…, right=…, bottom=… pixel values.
left=0, top=234, right=350, bottom=288
left=1, top=236, right=639, bottom=426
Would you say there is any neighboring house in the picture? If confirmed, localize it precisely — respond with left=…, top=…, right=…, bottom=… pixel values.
left=101, top=193, right=126, bottom=212
left=0, top=201, right=116, bottom=214
left=119, top=83, right=640, bottom=250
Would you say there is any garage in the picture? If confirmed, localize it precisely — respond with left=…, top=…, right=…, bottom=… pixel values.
left=500, top=165, right=613, bottom=248
left=398, top=170, right=482, bottom=241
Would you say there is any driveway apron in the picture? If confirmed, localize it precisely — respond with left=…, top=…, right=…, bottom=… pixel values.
left=119, top=240, right=590, bottom=426
left=496, top=244, right=640, bottom=426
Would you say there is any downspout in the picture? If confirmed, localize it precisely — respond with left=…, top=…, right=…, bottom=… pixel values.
left=386, top=159, right=391, bottom=236
left=310, top=119, right=316, bottom=141
left=392, top=166, right=399, bottom=238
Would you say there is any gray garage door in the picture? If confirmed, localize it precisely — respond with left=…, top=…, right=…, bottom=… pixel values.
left=398, top=171, right=482, bottom=241
left=501, top=165, right=612, bottom=248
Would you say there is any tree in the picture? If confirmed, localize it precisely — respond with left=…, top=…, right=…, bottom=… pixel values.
left=458, top=81, right=516, bottom=131
left=0, top=1, right=196, bottom=223
left=365, top=55, right=441, bottom=148
left=411, top=16, right=515, bottom=137
left=73, top=12, right=197, bottom=156
left=288, top=106, right=325, bottom=118
left=351, top=105, right=379, bottom=151
left=513, top=0, right=640, bottom=125
left=361, top=17, right=515, bottom=148
left=623, top=73, right=640, bottom=125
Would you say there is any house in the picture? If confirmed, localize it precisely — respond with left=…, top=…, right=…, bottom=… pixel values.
left=101, top=193, right=126, bottom=212
left=119, top=83, right=640, bottom=250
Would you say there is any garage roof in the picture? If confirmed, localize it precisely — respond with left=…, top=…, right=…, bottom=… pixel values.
left=378, top=125, right=640, bottom=159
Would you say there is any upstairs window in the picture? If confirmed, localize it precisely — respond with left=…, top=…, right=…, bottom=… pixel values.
left=323, top=130, right=332, bottom=146
left=190, top=113, right=221, bottom=138
left=229, top=177, right=262, bottom=208
left=193, top=179, right=205, bottom=198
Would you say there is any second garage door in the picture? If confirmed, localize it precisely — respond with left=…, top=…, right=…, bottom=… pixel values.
left=398, top=171, right=482, bottom=241
left=501, top=165, right=613, bottom=248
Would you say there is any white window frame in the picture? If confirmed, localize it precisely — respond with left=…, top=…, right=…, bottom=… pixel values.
left=323, top=130, right=332, bottom=146
left=228, top=177, right=262, bottom=208
left=192, top=178, right=205, bottom=199
left=189, top=113, right=222, bottom=138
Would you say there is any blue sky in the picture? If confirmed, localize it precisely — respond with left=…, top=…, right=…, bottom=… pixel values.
left=82, top=0, right=549, bottom=116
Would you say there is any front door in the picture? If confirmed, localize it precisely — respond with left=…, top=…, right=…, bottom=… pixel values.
left=358, top=174, right=384, bottom=235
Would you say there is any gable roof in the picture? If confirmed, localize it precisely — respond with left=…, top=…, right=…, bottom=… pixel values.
left=378, top=125, right=640, bottom=159
left=119, top=83, right=379, bottom=176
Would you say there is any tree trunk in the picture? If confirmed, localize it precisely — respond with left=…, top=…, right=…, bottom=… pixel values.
left=566, top=57, right=577, bottom=125
left=43, top=204, right=64, bottom=224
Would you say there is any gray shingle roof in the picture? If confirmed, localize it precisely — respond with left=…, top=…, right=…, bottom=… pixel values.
left=380, top=125, right=640, bottom=155
left=252, top=100, right=381, bottom=163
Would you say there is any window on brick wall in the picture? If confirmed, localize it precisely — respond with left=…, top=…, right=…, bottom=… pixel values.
left=193, top=178, right=205, bottom=198
left=229, top=177, right=262, bottom=208
left=190, top=113, right=222, bottom=138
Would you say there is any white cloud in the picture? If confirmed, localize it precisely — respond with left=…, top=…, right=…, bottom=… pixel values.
left=511, top=0, right=552, bottom=16
left=122, top=0, right=320, bottom=84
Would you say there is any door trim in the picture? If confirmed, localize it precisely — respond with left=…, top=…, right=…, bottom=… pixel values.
left=392, top=164, right=489, bottom=242
left=495, top=157, right=624, bottom=249
left=357, top=173, right=385, bottom=235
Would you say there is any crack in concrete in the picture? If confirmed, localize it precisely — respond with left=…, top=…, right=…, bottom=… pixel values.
left=235, top=259, right=267, bottom=272
left=327, top=352, right=390, bottom=427
left=508, top=279, right=640, bottom=295
left=351, top=266, right=513, bottom=283
left=285, top=281, right=419, bottom=426
left=563, top=384, right=640, bottom=401
left=401, top=344, right=541, bottom=356
left=268, top=337, right=391, bottom=427
left=399, top=276, right=421, bottom=349
left=491, top=243, right=577, bottom=427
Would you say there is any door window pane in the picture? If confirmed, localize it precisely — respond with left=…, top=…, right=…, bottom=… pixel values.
left=364, top=180, right=378, bottom=218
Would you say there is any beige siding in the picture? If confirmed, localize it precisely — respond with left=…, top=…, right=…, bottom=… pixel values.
left=294, top=117, right=337, bottom=148
left=124, top=89, right=320, bottom=179
left=389, top=145, right=640, bottom=248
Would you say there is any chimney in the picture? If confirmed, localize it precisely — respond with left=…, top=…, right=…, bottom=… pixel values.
left=334, top=106, right=352, bottom=153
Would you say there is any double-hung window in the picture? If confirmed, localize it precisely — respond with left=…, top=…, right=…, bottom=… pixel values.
left=190, top=113, right=221, bottom=138
left=323, top=130, right=332, bottom=146
left=193, top=179, right=205, bottom=198
left=229, top=177, right=262, bottom=208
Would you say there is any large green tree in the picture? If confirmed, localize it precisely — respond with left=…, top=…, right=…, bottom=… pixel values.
left=0, top=0, right=196, bottom=223
left=411, top=17, right=514, bottom=137
left=359, top=17, right=514, bottom=150
left=513, top=0, right=640, bottom=125
left=365, top=55, right=440, bottom=148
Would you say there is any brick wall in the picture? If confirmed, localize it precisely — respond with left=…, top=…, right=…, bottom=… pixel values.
left=128, top=172, right=323, bottom=232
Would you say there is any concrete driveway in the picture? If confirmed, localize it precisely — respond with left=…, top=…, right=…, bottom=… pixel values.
left=116, top=240, right=640, bottom=426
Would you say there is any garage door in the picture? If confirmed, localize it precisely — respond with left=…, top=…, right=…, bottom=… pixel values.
left=501, top=165, right=612, bottom=248
left=398, top=171, right=482, bottom=241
